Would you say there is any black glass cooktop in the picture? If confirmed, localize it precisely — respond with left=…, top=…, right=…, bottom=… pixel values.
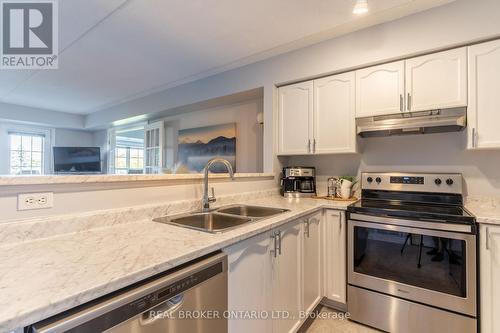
left=347, top=199, right=475, bottom=224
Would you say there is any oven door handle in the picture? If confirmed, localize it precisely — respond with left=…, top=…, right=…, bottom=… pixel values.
left=348, top=213, right=472, bottom=233
left=348, top=219, right=476, bottom=242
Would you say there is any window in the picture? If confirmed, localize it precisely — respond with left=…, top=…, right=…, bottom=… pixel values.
left=9, top=133, right=45, bottom=175
left=108, top=126, right=145, bottom=174
left=115, top=147, right=144, bottom=174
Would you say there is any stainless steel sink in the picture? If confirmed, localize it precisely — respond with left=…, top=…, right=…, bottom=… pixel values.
left=153, top=212, right=252, bottom=233
left=216, top=204, right=289, bottom=218
left=153, top=204, right=289, bottom=233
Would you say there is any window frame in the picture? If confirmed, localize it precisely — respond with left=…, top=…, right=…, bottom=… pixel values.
left=114, top=146, right=144, bottom=174
left=5, top=125, right=54, bottom=175
left=107, top=123, right=147, bottom=174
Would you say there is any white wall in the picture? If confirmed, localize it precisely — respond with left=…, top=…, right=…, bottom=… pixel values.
left=0, top=102, right=84, bottom=129
left=159, top=99, right=263, bottom=173
left=288, top=132, right=500, bottom=197
left=0, top=177, right=276, bottom=221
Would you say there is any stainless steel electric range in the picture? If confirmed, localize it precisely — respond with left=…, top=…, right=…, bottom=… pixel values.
left=346, top=172, right=477, bottom=333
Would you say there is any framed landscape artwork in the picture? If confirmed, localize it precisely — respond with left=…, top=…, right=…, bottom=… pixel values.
left=177, top=123, right=236, bottom=173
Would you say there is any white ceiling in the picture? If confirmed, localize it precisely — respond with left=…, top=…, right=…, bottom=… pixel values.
left=0, top=0, right=453, bottom=115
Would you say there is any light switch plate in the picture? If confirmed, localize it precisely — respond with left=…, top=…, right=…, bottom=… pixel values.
left=18, top=192, right=54, bottom=211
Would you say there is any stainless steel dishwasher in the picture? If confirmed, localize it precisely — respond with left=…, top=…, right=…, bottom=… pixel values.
left=28, top=253, right=227, bottom=333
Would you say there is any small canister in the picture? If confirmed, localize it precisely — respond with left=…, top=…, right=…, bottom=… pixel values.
left=327, top=177, right=337, bottom=197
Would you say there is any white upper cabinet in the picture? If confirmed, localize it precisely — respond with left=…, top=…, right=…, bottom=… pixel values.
left=314, top=72, right=356, bottom=154
left=278, top=81, right=313, bottom=155
left=355, top=61, right=405, bottom=118
left=480, top=224, right=500, bottom=333
left=468, top=40, right=500, bottom=149
left=405, top=47, right=467, bottom=112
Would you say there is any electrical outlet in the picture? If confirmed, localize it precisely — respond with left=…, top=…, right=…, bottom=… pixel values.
left=18, top=192, right=54, bottom=211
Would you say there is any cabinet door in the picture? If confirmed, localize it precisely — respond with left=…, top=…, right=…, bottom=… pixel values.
left=355, top=61, right=405, bottom=118
left=273, top=220, right=303, bottom=333
left=313, top=72, right=356, bottom=154
left=468, top=40, right=500, bottom=149
left=144, top=121, right=164, bottom=174
left=225, top=231, right=273, bottom=333
left=278, top=82, right=313, bottom=155
left=480, top=224, right=500, bottom=333
left=405, top=47, right=467, bottom=112
left=323, top=210, right=346, bottom=304
left=303, top=211, right=323, bottom=314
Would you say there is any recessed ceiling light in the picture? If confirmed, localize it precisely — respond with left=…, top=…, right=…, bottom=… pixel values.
left=353, top=0, right=369, bottom=15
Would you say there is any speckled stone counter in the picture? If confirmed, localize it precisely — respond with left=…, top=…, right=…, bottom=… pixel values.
left=0, top=191, right=352, bottom=332
left=466, top=196, right=500, bottom=226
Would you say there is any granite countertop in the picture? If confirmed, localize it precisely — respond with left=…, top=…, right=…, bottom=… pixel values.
left=0, top=195, right=351, bottom=332
left=466, top=196, right=500, bottom=226
left=0, top=172, right=274, bottom=186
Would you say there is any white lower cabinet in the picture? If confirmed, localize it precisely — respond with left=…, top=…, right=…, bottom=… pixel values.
left=322, top=210, right=346, bottom=304
left=272, top=219, right=303, bottom=333
left=225, top=231, right=273, bottom=333
left=225, top=209, right=344, bottom=333
left=302, top=211, right=323, bottom=314
left=480, top=224, right=500, bottom=333
left=225, top=219, right=303, bottom=333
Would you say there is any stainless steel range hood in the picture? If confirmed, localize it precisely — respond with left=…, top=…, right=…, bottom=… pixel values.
left=356, top=108, right=467, bottom=137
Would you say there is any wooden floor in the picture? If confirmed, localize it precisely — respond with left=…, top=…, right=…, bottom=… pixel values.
left=306, top=307, right=381, bottom=333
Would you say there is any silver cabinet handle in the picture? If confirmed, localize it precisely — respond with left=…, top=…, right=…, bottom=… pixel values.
left=308, top=139, right=311, bottom=153
left=339, top=213, right=342, bottom=231
left=271, top=232, right=278, bottom=258
left=304, top=219, right=310, bottom=238
left=472, top=128, right=476, bottom=148
left=486, top=227, right=490, bottom=250
left=277, top=231, right=282, bottom=255
left=313, top=139, right=316, bottom=153
left=407, top=93, right=411, bottom=111
left=400, top=94, right=404, bottom=112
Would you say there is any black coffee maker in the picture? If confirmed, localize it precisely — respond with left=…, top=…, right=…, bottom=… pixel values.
left=280, top=167, right=316, bottom=197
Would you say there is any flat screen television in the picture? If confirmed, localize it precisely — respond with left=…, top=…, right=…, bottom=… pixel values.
left=53, top=147, right=102, bottom=174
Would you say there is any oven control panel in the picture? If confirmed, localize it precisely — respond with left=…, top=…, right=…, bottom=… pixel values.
left=362, top=173, right=463, bottom=194
left=390, top=176, right=424, bottom=185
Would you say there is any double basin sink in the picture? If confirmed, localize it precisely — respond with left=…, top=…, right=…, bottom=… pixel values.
left=153, top=204, right=290, bottom=233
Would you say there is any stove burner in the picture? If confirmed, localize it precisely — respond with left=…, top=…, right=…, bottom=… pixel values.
left=347, top=172, right=476, bottom=226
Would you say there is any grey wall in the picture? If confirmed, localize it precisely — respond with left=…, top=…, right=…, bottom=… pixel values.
left=2, top=0, right=500, bottom=175
left=160, top=99, right=264, bottom=173
left=84, top=0, right=500, bottom=173
left=0, top=102, right=84, bottom=129
left=54, top=129, right=95, bottom=147
left=288, top=132, right=500, bottom=197
left=0, top=121, right=106, bottom=174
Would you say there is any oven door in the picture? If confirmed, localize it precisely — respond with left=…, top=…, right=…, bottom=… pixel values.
left=348, top=216, right=476, bottom=317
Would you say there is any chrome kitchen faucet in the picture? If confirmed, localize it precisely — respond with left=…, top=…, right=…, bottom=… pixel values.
left=202, top=158, right=235, bottom=211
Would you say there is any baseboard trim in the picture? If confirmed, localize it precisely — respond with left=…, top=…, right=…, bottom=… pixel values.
left=320, top=297, right=347, bottom=312
left=296, top=302, right=323, bottom=333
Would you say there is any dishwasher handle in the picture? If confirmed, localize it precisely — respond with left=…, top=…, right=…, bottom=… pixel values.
left=139, top=293, right=184, bottom=326
left=29, top=253, right=227, bottom=333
